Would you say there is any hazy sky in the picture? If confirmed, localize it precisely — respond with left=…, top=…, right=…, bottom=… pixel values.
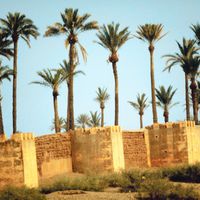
left=1, top=0, right=200, bottom=136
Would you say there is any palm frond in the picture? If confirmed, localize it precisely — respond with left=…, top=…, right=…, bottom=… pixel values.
left=96, top=22, right=131, bottom=55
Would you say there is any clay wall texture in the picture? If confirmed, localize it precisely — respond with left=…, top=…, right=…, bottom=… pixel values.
left=145, top=122, right=195, bottom=167
left=35, top=133, right=72, bottom=179
left=71, top=126, right=125, bottom=173
left=186, top=126, right=200, bottom=164
left=71, top=128, right=114, bottom=173
left=0, top=140, right=24, bottom=188
left=123, top=131, right=148, bottom=169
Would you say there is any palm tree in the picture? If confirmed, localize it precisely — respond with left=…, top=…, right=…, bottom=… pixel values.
left=0, top=31, right=13, bottom=136
left=32, top=69, right=63, bottom=133
left=128, top=93, right=148, bottom=128
left=51, top=117, right=67, bottom=132
left=45, top=8, right=98, bottom=130
left=95, top=87, right=110, bottom=127
left=155, top=86, right=178, bottom=123
left=96, top=23, right=131, bottom=125
left=135, top=24, right=166, bottom=123
left=187, top=56, right=200, bottom=124
left=0, top=12, right=39, bottom=133
left=0, top=32, right=13, bottom=58
left=197, top=81, right=200, bottom=113
left=164, top=38, right=199, bottom=123
left=191, top=23, right=200, bottom=45
left=0, top=64, right=13, bottom=134
left=59, top=60, right=85, bottom=130
left=89, top=111, right=100, bottom=127
left=76, top=114, right=90, bottom=131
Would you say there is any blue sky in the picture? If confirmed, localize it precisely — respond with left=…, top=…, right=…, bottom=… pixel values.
left=1, top=0, right=200, bottom=136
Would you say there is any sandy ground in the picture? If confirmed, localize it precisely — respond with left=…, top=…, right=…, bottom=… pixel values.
left=46, top=190, right=136, bottom=200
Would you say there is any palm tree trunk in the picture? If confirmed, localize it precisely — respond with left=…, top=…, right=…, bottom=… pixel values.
left=112, top=62, right=119, bottom=125
left=190, top=77, right=198, bottom=124
left=13, top=40, right=18, bottom=134
left=101, top=107, right=104, bottom=127
left=149, top=45, right=158, bottom=123
left=66, top=82, right=70, bottom=131
left=68, top=43, right=75, bottom=130
left=53, top=91, right=60, bottom=133
left=163, top=111, right=169, bottom=123
left=0, top=98, right=4, bottom=135
left=140, top=114, right=143, bottom=129
left=185, top=74, right=190, bottom=121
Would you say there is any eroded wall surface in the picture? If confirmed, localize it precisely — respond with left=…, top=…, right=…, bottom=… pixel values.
left=145, top=122, right=195, bottom=167
left=35, top=133, right=72, bottom=179
left=71, top=126, right=125, bottom=173
left=0, top=133, right=38, bottom=188
left=0, top=140, right=23, bottom=188
left=186, top=126, right=200, bottom=164
left=123, top=130, right=149, bottom=169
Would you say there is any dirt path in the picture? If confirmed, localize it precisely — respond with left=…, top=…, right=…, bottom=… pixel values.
left=46, top=191, right=136, bottom=200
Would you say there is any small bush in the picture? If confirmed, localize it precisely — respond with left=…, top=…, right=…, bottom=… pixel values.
left=168, top=185, right=199, bottom=200
left=137, top=179, right=172, bottom=200
left=76, top=175, right=107, bottom=191
left=41, top=175, right=107, bottom=194
left=137, top=179, right=199, bottom=200
left=0, top=186, right=46, bottom=200
left=119, top=170, right=148, bottom=192
left=162, top=163, right=200, bottom=183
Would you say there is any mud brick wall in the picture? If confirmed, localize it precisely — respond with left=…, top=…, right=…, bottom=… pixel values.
left=186, top=125, right=200, bottom=164
left=71, top=128, right=114, bottom=173
left=123, top=131, right=148, bottom=169
left=0, top=140, right=24, bottom=188
left=145, top=122, right=194, bottom=167
left=35, top=133, right=72, bottom=179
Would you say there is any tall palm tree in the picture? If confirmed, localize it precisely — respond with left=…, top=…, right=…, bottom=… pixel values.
left=187, top=56, right=200, bottom=124
left=76, top=114, right=90, bottom=131
left=59, top=59, right=85, bottom=130
left=0, top=12, right=39, bottom=133
left=0, top=64, right=13, bottom=134
left=95, top=87, right=110, bottom=127
left=155, top=85, right=178, bottom=123
left=45, top=8, right=98, bottom=130
left=135, top=24, right=166, bottom=123
left=96, top=23, right=131, bottom=125
left=191, top=23, right=200, bottom=45
left=128, top=93, right=148, bottom=128
left=32, top=69, right=63, bottom=133
left=164, top=38, right=199, bottom=123
left=89, top=111, right=100, bottom=127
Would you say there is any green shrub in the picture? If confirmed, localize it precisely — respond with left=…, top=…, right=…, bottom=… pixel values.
left=120, top=170, right=143, bottom=192
left=0, top=186, right=46, bottom=200
left=162, top=163, right=200, bottom=183
left=168, top=185, right=199, bottom=200
left=137, top=179, right=199, bottom=200
left=41, top=175, right=107, bottom=194
left=103, top=172, right=125, bottom=187
left=137, top=179, right=172, bottom=200
left=76, top=175, right=107, bottom=191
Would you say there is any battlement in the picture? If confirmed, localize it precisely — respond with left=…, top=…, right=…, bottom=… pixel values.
left=74, top=126, right=121, bottom=135
left=145, top=121, right=195, bottom=130
left=11, top=133, right=35, bottom=141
